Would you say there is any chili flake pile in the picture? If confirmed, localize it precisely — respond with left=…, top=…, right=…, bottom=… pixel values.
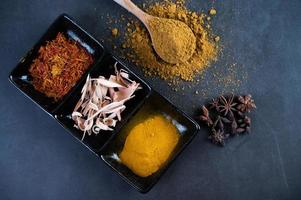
left=29, top=33, right=93, bottom=101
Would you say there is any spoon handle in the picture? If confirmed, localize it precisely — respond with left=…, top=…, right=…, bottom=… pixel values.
left=113, top=0, right=150, bottom=24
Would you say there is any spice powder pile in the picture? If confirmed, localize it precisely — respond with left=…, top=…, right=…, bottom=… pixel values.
left=121, top=0, right=218, bottom=81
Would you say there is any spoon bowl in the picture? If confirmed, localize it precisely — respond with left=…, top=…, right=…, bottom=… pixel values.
left=113, top=0, right=196, bottom=64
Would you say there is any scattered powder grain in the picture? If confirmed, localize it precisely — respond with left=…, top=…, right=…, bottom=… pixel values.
left=209, top=8, right=217, bottom=15
left=111, top=28, right=118, bottom=36
left=214, top=36, right=220, bottom=42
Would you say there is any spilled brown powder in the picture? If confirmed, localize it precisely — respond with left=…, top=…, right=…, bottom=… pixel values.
left=105, top=1, right=247, bottom=97
left=209, top=8, right=217, bottom=16
left=148, top=17, right=196, bottom=64
left=122, top=0, right=218, bottom=81
left=111, top=28, right=118, bottom=36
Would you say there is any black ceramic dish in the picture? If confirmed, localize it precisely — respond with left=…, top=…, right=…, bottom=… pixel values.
left=55, top=54, right=151, bottom=154
left=8, top=14, right=105, bottom=114
left=9, top=13, right=200, bottom=193
left=101, top=91, right=200, bottom=193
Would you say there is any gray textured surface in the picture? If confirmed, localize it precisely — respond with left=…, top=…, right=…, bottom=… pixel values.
left=1, top=0, right=301, bottom=199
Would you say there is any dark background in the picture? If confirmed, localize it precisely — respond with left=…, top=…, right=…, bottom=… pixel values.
left=1, top=0, right=301, bottom=199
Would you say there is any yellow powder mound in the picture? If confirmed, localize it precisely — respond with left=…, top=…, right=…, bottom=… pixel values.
left=120, top=114, right=180, bottom=177
left=122, top=0, right=218, bottom=81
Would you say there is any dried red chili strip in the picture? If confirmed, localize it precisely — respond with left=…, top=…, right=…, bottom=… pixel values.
left=29, top=32, right=93, bottom=101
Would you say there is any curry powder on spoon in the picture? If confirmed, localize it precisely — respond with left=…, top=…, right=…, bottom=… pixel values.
left=148, top=17, right=196, bottom=64
left=121, top=0, right=219, bottom=81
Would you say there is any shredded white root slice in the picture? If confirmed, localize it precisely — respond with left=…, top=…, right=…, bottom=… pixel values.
left=72, top=62, right=140, bottom=140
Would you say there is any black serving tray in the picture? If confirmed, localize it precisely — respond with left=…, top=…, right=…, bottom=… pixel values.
left=54, top=54, right=152, bottom=154
left=100, top=91, right=200, bottom=193
left=9, top=13, right=200, bottom=194
left=9, top=14, right=105, bottom=114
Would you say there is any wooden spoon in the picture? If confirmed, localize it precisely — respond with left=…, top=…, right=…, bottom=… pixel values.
left=113, top=0, right=196, bottom=64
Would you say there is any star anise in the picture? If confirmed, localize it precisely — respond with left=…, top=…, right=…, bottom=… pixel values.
left=227, top=112, right=238, bottom=135
left=197, top=94, right=256, bottom=147
left=210, top=98, right=220, bottom=111
left=237, top=94, right=256, bottom=112
left=208, top=129, right=229, bottom=146
left=212, top=116, right=222, bottom=129
left=237, top=126, right=251, bottom=134
left=219, top=95, right=237, bottom=116
left=236, top=127, right=246, bottom=134
left=231, top=119, right=238, bottom=135
left=237, top=116, right=252, bottom=133
left=199, top=106, right=213, bottom=126
left=243, top=116, right=251, bottom=125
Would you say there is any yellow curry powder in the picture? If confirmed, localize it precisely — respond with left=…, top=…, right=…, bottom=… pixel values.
left=120, top=114, right=180, bottom=177
left=122, top=0, right=218, bottom=81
